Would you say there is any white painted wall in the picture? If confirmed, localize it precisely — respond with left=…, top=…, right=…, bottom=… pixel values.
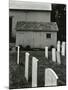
left=16, top=31, right=57, bottom=48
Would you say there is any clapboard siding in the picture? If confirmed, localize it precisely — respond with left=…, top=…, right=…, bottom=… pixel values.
left=45, top=32, right=57, bottom=47
left=16, top=31, right=57, bottom=48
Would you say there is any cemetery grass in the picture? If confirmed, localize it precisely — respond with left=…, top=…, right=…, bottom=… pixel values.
left=9, top=50, right=66, bottom=89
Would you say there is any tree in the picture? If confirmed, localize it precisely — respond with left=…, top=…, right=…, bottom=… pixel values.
left=51, top=4, right=66, bottom=41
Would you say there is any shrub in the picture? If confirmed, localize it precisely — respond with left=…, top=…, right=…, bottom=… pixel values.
left=25, top=45, right=31, bottom=50
left=19, top=45, right=25, bottom=51
left=49, top=45, right=55, bottom=51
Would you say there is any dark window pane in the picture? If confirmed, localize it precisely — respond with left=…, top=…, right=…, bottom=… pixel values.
left=46, top=33, right=51, bottom=38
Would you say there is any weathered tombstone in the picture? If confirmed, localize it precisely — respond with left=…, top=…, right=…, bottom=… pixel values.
left=45, top=68, right=58, bottom=86
left=61, top=42, right=66, bottom=56
left=57, top=41, right=60, bottom=52
left=17, top=46, right=20, bottom=64
left=45, top=46, right=48, bottom=58
left=57, top=52, right=61, bottom=65
left=25, top=52, right=30, bottom=81
left=32, top=57, right=38, bottom=87
left=52, top=48, right=56, bottom=62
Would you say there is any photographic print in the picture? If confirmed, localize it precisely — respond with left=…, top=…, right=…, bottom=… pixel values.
left=9, top=0, right=66, bottom=89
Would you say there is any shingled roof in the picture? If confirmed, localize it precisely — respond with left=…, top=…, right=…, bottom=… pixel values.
left=16, top=21, right=58, bottom=32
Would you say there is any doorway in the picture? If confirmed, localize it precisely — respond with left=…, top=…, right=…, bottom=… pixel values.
left=9, top=17, right=12, bottom=43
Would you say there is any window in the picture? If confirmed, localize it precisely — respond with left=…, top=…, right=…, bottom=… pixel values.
left=46, top=33, right=51, bottom=38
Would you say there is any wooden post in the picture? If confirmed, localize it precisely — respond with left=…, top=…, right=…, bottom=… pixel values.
left=45, top=68, right=58, bottom=86
left=32, top=57, right=38, bottom=87
left=45, top=46, right=48, bottom=58
left=25, top=52, right=30, bottom=81
left=17, top=46, right=20, bottom=64
left=52, top=48, right=56, bottom=62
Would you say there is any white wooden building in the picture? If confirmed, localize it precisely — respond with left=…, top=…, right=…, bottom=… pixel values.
left=9, top=0, right=59, bottom=48
left=16, top=21, right=58, bottom=48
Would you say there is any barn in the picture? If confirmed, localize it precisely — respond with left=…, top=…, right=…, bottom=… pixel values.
left=9, top=1, right=59, bottom=48
left=16, top=21, right=58, bottom=48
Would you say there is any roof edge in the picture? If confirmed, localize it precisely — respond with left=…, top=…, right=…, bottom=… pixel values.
left=9, top=0, right=52, bottom=11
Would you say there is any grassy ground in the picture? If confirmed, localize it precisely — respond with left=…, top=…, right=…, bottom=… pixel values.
left=9, top=50, right=66, bottom=89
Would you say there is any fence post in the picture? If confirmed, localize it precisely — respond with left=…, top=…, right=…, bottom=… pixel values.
left=32, top=57, right=38, bottom=87
left=45, top=46, right=48, bottom=58
left=25, top=52, right=30, bottom=81
left=45, top=68, right=58, bottom=86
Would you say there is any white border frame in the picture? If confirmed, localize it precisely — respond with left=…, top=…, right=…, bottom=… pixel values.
left=0, top=0, right=67, bottom=90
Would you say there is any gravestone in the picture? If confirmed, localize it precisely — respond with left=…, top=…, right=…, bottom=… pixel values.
left=32, top=57, right=38, bottom=87
left=25, top=52, right=30, bottom=81
left=57, top=41, right=60, bottom=52
left=57, top=52, right=61, bottom=65
left=52, top=48, right=56, bottom=62
left=45, top=68, right=58, bottom=86
left=61, top=42, right=65, bottom=56
left=17, top=46, right=20, bottom=64
left=45, top=46, right=48, bottom=58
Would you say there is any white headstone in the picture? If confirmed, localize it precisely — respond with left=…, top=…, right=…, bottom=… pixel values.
left=57, top=41, right=60, bottom=52
left=32, top=57, right=38, bottom=87
left=61, top=42, right=65, bottom=56
left=52, top=48, right=56, bottom=62
left=45, top=46, right=48, bottom=58
left=45, top=68, right=58, bottom=86
left=25, top=52, right=30, bottom=81
left=17, top=46, right=20, bottom=64
left=57, top=52, right=61, bottom=65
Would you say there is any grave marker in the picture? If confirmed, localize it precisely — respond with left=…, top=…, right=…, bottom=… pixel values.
left=61, top=42, right=65, bottom=56
left=57, top=41, right=60, bottom=52
left=32, top=57, right=38, bottom=87
left=52, top=48, right=56, bottom=62
left=45, top=46, right=48, bottom=58
left=57, top=52, right=61, bottom=65
left=25, top=52, right=30, bottom=81
left=17, top=46, right=20, bottom=64
left=45, top=68, right=58, bottom=86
